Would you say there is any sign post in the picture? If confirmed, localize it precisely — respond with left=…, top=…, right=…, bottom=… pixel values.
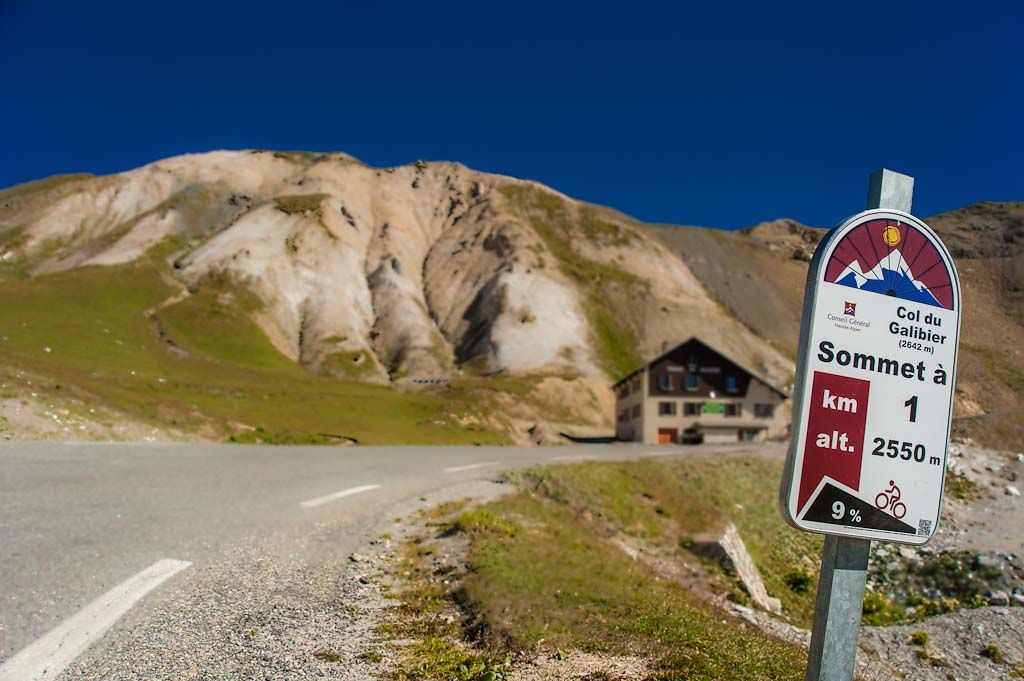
left=779, top=169, right=961, bottom=681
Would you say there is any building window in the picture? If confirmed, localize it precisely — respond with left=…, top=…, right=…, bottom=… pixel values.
left=724, top=403, right=741, bottom=417
left=725, top=375, right=738, bottom=393
left=685, top=374, right=699, bottom=391
left=683, top=402, right=702, bottom=416
left=632, top=404, right=641, bottom=418
left=659, top=374, right=673, bottom=391
left=658, top=401, right=676, bottom=416
left=754, top=403, right=775, bottom=419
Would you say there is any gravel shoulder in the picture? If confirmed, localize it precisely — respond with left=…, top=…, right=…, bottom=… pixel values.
left=860, top=607, right=1024, bottom=680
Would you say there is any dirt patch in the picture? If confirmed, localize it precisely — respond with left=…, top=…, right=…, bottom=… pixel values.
left=506, top=651, right=650, bottom=681
left=860, top=607, right=1024, bottom=680
left=0, top=393, right=187, bottom=442
left=941, top=441, right=1024, bottom=557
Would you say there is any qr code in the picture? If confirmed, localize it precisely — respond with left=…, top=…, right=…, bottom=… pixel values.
left=918, top=519, right=933, bottom=537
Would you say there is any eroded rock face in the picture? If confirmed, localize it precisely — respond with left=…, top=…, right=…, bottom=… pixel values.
left=0, top=150, right=793, bottom=387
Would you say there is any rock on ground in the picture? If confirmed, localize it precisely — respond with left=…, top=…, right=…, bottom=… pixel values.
left=692, top=522, right=781, bottom=613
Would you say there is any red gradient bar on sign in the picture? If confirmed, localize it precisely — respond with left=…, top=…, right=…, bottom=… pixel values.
left=797, top=371, right=871, bottom=514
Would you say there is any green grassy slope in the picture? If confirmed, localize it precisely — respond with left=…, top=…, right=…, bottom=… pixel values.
left=460, top=493, right=806, bottom=680
left=0, top=261, right=507, bottom=445
left=496, top=455, right=822, bottom=626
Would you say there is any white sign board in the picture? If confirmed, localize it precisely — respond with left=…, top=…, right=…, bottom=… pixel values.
left=780, top=208, right=961, bottom=545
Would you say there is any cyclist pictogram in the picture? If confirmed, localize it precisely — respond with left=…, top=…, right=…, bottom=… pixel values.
left=875, top=480, right=907, bottom=519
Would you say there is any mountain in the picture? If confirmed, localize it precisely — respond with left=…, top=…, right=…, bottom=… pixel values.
left=0, top=152, right=1019, bottom=448
left=0, top=151, right=790, bottom=444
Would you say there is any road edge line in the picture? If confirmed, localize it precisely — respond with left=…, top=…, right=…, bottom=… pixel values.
left=300, top=484, right=382, bottom=509
left=442, top=462, right=499, bottom=474
left=0, top=559, right=191, bottom=681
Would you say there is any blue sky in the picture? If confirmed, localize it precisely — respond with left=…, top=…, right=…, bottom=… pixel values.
left=1, top=0, right=1019, bottom=228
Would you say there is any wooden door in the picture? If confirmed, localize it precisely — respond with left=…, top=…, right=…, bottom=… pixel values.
left=658, top=428, right=677, bottom=444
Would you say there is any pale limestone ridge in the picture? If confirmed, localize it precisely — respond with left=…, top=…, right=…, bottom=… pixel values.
left=0, top=150, right=793, bottom=386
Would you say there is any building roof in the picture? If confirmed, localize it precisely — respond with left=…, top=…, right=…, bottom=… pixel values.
left=611, top=336, right=789, bottom=399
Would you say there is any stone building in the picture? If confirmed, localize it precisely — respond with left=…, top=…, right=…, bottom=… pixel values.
left=614, top=337, right=789, bottom=444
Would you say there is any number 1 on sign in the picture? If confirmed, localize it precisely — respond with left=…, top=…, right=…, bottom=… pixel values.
left=905, top=395, right=918, bottom=422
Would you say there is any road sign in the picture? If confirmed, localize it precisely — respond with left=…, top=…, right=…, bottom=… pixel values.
left=780, top=207, right=961, bottom=545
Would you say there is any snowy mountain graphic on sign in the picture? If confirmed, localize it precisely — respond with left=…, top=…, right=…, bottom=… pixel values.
left=832, top=250, right=942, bottom=307
left=823, top=219, right=955, bottom=310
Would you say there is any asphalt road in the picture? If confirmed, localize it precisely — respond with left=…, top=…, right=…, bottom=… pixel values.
left=0, top=440, right=769, bottom=678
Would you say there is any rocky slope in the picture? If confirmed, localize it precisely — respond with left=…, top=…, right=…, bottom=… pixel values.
left=0, top=151, right=791, bottom=389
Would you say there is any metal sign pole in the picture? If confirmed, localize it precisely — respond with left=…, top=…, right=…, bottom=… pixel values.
left=804, top=168, right=915, bottom=681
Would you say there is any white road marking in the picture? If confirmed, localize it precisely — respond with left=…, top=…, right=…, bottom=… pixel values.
left=0, top=559, right=191, bottom=681
left=300, top=484, right=381, bottom=509
left=443, top=461, right=498, bottom=473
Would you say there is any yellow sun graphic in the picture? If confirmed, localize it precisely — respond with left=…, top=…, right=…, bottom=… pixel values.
left=882, top=224, right=901, bottom=247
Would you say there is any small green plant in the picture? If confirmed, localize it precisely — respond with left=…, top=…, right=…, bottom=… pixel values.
left=981, top=643, right=1005, bottom=664
left=783, top=567, right=814, bottom=594
left=917, top=596, right=961, bottom=618
left=910, top=630, right=930, bottom=647
left=453, top=509, right=519, bottom=537
left=944, top=471, right=979, bottom=501
left=861, top=592, right=904, bottom=626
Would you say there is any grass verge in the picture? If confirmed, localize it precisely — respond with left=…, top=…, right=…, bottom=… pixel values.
left=386, top=456, right=812, bottom=680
